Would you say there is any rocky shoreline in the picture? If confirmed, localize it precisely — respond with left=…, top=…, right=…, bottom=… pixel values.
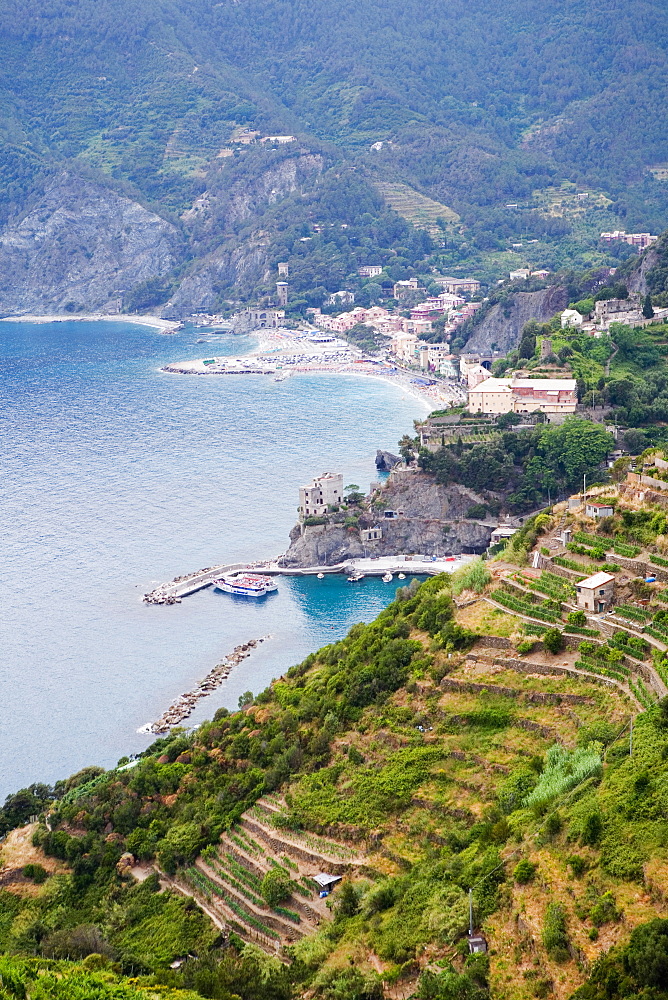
left=139, top=636, right=270, bottom=735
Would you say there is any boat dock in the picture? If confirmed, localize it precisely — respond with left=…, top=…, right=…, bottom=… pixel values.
left=142, top=554, right=474, bottom=604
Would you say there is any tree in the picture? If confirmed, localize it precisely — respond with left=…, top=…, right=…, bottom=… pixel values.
left=538, top=418, right=614, bottom=489
left=260, top=868, right=291, bottom=906
left=642, top=293, right=655, bottom=319
left=398, top=435, right=418, bottom=464
left=622, top=429, right=647, bottom=455
left=238, top=691, right=254, bottom=709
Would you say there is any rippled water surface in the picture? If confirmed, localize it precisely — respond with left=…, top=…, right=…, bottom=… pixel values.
left=0, top=320, right=428, bottom=796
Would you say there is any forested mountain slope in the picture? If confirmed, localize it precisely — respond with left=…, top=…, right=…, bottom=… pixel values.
left=1, top=0, right=668, bottom=312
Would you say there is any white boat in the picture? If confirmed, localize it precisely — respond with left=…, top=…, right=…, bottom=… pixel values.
left=382, top=572, right=393, bottom=583
left=317, top=572, right=325, bottom=579
left=212, top=573, right=278, bottom=598
left=397, top=573, right=406, bottom=580
left=347, top=571, right=364, bottom=582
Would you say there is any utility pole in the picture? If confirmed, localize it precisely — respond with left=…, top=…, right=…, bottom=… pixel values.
left=469, top=888, right=473, bottom=936
left=583, top=472, right=587, bottom=507
left=630, top=717, right=633, bottom=758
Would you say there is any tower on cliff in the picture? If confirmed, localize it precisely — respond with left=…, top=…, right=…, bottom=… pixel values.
left=276, top=281, right=289, bottom=307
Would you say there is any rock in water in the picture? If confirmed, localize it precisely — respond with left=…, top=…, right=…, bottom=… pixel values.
left=375, top=449, right=401, bottom=471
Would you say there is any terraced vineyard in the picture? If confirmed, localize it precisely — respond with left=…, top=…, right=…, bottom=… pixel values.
left=374, top=181, right=460, bottom=234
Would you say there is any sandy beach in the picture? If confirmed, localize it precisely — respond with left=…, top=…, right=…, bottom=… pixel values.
left=164, top=326, right=465, bottom=410
left=0, top=313, right=179, bottom=333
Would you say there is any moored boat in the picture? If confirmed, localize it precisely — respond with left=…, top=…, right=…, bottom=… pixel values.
left=213, top=573, right=278, bottom=597
left=347, top=570, right=364, bottom=582
left=382, top=571, right=393, bottom=583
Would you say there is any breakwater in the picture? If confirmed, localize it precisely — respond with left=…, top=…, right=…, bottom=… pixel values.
left=139, top=636, right=271, bottom=734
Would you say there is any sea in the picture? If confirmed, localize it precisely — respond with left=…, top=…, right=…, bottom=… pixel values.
left=0, top=319, right=430, bottom=798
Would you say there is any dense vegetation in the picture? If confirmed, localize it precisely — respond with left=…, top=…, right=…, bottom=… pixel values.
left=419, top=417, right=614, bottom=511
left=2, top=0, right=668, bottom=303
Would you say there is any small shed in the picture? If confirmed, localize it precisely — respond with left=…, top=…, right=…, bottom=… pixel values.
left=361, top=526, right=382, bottom=542
left=586, top=501, right=614, bottom=519
left=467, top=934, right=488, bottom=954
left=576, top=571, right=615, bottom=613
left=312, top=873, right=342, bottom=893
left=490, top=526, right=518, bottom=546
left=383, top=510, right=399, bottom=519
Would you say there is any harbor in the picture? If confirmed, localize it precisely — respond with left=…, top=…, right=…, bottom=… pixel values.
left=143, top=553, right=475, bottom=604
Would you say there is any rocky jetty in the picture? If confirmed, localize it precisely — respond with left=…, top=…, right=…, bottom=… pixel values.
left=143, top=566, right=218, bottom=604
left=141, top=636, right=270, bottom=735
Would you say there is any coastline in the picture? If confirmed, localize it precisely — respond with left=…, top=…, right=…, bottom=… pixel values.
left=0, top=313, right=179, bottom=333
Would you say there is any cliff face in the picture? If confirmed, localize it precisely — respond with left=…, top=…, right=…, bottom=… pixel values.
left=0, top=173, right=181, bottom=315
left=159, top=153, right=325, bottom=318
left=280, top=473, right=494, bottom=567
left=465, top=285, right=569, bottom=354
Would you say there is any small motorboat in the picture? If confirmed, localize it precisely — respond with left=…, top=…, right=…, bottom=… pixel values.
left=347, top=571, right=364, bottom=582
left=397, top=573, right=406, bottom=580
left=317, top=572, right=325, bottom=579
left=382, top=571, right=393, bottom=583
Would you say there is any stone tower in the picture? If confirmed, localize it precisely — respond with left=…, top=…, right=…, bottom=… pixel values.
left=276, top=281, right=289, bottom=307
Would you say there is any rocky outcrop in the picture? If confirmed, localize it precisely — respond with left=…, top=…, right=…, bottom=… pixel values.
left=464, top=285, right=569, bottom=354
left=159, top=241, right=269, bottom=319
left=0, top=173, right=181, bottom=315
left=281, top=474, right=494, bottom=567
left=281, top=517, right=492, bottom=566
left=375, top=449, right=401, bottom=471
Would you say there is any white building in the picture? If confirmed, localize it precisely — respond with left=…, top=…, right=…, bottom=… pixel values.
left=299, top=473, right=344, bottom=519
left=326, top=290, right=355, bottom=306
left=509, top=269, right=531, bottom=281
left=561, top=309, right=584, bottom=328
left=358, top=265, right=383, bottom=278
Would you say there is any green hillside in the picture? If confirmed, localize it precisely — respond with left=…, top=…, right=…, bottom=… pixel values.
left=5, top=555, right=668, bottom=998
left=2, top=0, right=668, bottom=303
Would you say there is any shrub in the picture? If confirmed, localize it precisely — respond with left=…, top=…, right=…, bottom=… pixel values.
left=580, top=811, right=604, bottom=847
left=516, top=639, right=535, bottom=655
left=545, top=812, right=562, bottom=836
left=600, top=841, right=646, bottom=881
left=542, top=628, right=564, bottom=654
left=542, top=902, right=570, bottom=962
left=567, top=610, right=587, bottom=627
left=524, top=744, right=602, bottom=810
left=513, top=859, right=537, bottom=884
left=22, top=863, right=48, bottom=883
left=450, top=558, right=491, bottom=596
left=567, top=855, right=587, bottom=877
left=590, top=891, right=621, bottom=927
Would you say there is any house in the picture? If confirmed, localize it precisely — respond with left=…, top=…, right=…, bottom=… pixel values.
left=490, top=526, right=518, bottom=546
left=586, top=501, right=614, bottom=519
left=326, top=290, right=355, bottom=306
left=561, top=309, right=584, bottom=328
left=358, top=265, right=383, bottom=278
left=360, top=526, right=382, bottom=542
left=261, top=135, right=296, bottom=144
left=393, top=278, right=420, bottom=298
left=600, top=231, right=658, bottom=250
left=509, top=269, right=531, bottom=281
left=432, top=276, right=481, bottom=295
left=531, top=269, right=550, bottom=279
left=233, top=308, right=285, bottom=333
left=277, top=262, right=289, bottom=277
left=312, top=873, right=342, bottom=893
left=468, top=377, right=578, bottom=416
left=576, top=572, right=615, bottom=613
left=299, top=473, right=344, bottom=519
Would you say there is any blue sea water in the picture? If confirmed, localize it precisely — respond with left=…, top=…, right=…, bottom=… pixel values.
left=0, top=320, right=429, bottom=797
